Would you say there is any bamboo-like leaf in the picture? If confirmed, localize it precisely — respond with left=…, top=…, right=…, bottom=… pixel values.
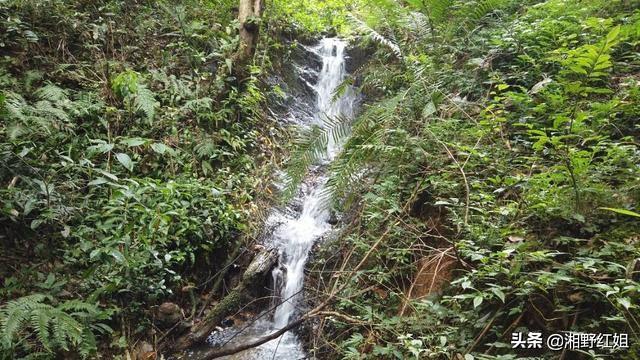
left=599, top=207, right=640, bottom=218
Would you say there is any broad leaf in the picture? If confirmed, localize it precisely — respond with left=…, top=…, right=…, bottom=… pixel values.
left=115, top=153, right=133, bottom=171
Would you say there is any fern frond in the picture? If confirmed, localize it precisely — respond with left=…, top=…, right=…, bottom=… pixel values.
left=406, top=0, right=454, bottom=25
left=183, top=97, right=213, bottom=113
left=429, top=0, right=455, bottom=24
left=4, top=92, right=27, bottom=121
left=0, top=295, right=104, bottom=357
left=331, top=78, right=354, bottom=104
left=284, top=125, right=328, bottom=199
left=35, top=84, right=68, bottom=102
left=284, top=113, right=355, bottom=199
left=348, top=15, right=403, bottom=60
left=134, top=85, right=157, bottom=123
left=194, top=138, right=219, bottom=159
left=78, top=328, right=97, bottom=358
left=458, top=0, right=507, bottom=28
left=321, top=94, right=406, bottom=202
left=34, top=100, right=70, bottom=123
left=1, top=294, right=49, bottom=348
left=34, top=307, right=52, bottom=351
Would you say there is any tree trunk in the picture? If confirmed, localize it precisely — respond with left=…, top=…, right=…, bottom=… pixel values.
left=237, top=0, right=264, bottom=62
left=173, top=248, right=277, bottom=350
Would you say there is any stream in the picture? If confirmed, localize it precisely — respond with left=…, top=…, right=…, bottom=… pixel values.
left=189, top=37, right=356, bottom=359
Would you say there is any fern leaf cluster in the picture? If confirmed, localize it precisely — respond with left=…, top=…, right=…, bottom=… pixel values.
left=283, top=114, right=353, bottom=199
left=0, top=295, right=110, bottom=358
left=348, top=15, right=403, bottom=60
left=134, top=85, right=158, bottom=123
left=2, top=83, right=99, bottom=140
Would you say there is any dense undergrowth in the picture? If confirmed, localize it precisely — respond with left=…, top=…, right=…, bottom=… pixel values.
left=0, top=0, right=291, bottom=357
left=297, top=0, right=640, bottom=359
left=1, top=0, right=639, bottom=359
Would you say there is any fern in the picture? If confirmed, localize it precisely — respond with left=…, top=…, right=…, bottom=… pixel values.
left=0, top=295, right=111, bottom=358
left=34, top=84, right=68, bottom=102
left=283, top=115, right=353, bottom=199
left=1, top=82, right=101, bottom=142
left=562, top=25, right=621, bottom=80
left=428, top=0, right=455, bottom=24
left=348, top=15, right=403, bottom=59
left=134, top=85, right=157, bottom=123
left=324, top=93, right=408, bottom=205
left=194, top=137, right=219, bottom=159
left=457, top=0, right=507, bottom=29
left=406, top=0, right=454, bottom=25
left=184, top=97, right=213, bottom=113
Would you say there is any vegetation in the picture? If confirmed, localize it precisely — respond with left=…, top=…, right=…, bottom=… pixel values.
left=0, top=0, right=639, bottom=359
left=0, top=0, right=274, bottom=357
left=299, top=0, right=640, bottom=359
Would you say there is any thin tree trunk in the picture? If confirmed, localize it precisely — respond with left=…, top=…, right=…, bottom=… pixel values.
left=237, top=0, right=264, bottom=62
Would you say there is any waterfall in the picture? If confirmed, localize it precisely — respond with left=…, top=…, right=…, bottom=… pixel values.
left=271, top=37, right=353, bottom=329
left=313, top=38, right=355, bottom=159
left=194, top=38, right=355, bottom=360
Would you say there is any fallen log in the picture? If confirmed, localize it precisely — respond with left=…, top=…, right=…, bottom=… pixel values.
left=174, top=248, right=278, bottom=350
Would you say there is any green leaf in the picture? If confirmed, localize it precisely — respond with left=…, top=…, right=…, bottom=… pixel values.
left=617, top=297, right=632, bottom=310
left=95, top=169, right=119, bottom=182
left=110, top=250, right=125, bottom=263
left=473, top=295, right=483, bottom=308
left=151, top=143, right=170, bottom=155
left=89, top=249, right=101, bottom=259
left=115, top=153, right=133, bottom=172
left=87, top=143, right=114, bottom=154
left=88, top=178, right=108, bottom=186
left=120, top=138, right=147, bottom=147
left=599, top=207, right=640, bottom=218
left=491, top=288, right=506, bottom=303
left=225, top=58, right=233, bottom=73
left=422, top=101, right=437, bottom=117
left=605, top=25, right=621, bottom=45
left=31, top=219, right=43, bottom=230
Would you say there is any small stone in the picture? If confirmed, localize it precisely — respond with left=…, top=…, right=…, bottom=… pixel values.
left=157, top=302, right=182, bottom=326
left=134, top=342, right=154, bottom=360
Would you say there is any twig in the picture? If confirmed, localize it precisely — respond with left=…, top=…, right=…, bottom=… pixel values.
left=317, top=311, right=367, bottom=325
left=465, top=310, right=499, bottom=354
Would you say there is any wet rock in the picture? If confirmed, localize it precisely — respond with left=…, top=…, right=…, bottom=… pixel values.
left=328, top=211, right=339, bottom=225
left=221, top=317, right=234, bottom=327
left=345, top=39, right=375, bottom=74
left=251, top=243, right=266, bottom=252
left=290, top=202, right=303, bottom=213
left=157, top=302, right=182, bottom=327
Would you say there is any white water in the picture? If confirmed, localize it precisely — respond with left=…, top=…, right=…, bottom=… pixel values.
left=313, top=38, right=355, bottom=158
left=193, top=38, right=355, bottom=360
left=272, top=38, right=354, bottom=329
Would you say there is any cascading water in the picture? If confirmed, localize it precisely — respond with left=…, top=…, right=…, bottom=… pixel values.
left=272, top=37, right=354, bottom=330
left=313, top=38, right=355, bottom=158
left=192, top=38, right=355, bottom=360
